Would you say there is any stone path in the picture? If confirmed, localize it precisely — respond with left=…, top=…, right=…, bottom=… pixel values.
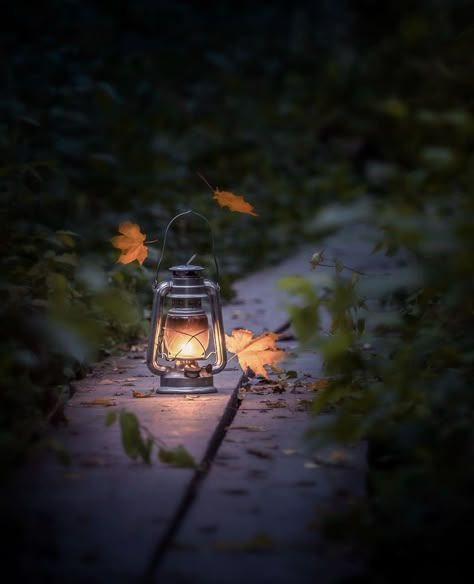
left=4, top=226, right=392, bottom=584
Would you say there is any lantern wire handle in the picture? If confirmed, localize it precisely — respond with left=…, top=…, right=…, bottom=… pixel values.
left=154, top=210, right=219, bottom=286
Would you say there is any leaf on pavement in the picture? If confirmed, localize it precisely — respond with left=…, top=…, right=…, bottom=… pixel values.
left=80, top=397, right=116, bottom=406
left=246, top=447, right=273, bottom=459
left=132, top=390, right=153, bottom=398
left=213, top=532, right=273, bottom=552
left=228, top=425, right=266, bottom=432
left=225, top=329, right=285, bottom=377
left=111, top=222, right=148, bottom=265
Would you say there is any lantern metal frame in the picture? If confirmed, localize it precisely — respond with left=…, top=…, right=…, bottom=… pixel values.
left=146, top=210, right=227, bottom=394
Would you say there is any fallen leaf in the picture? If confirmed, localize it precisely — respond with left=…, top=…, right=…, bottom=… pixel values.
left=220, top=488, right=249, bottom=495
left=214, top=190, right=258, bottom=216
left=225, top=329, right=285, bottom=377
left=228, top=425, right=266, bottom=432
left=64, top=472, right=81, bottom=480
left=132, top=390, right=153, bottom=398
left=81, top=457, right=109, bottom=467
left=304, top=461, right=320, bottom=469
left=282, top=448, right=298, bottom=455
left=98, top=379, right=115, bottom=385
left=246, top=448, right=273, bottom=459
left=213, top=532, right=273, bottom=552
left=80, top=398, right=116, bottom=406
left=296, top=398, right=313, bottom=411
left=328, top=449, right=349, bottom=464
left=305, top=378, right=329, bottom=391
left=260, top=398, right=287, bottom=409
left=111, top=222, right=148, bottom=265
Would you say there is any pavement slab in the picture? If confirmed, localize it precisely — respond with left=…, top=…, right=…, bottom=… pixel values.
left=3, top=226, right=396, bottom=584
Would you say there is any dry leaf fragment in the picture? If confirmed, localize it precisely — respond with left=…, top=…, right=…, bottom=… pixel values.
left=246, top=448, right=273, bottom=459
left=80, top=398, right=116, bottom=406
left=228, top=425, right=266, bottom=432
left=213, top=190, right=258, bottom=216
left=296, top=398, right=313, bottom=411
left=260, top=398, right=287, bottom=409
left=305, top=378, right=329, bottom=391
left=213, top=532, right=273, bottom=552
left=111, top=222, right=148, bottom=265
left=132, top=390, right=153, bottom=398
left=304, top=461, right=320, bottom=469
left=225, top=329, right=285, bottom=377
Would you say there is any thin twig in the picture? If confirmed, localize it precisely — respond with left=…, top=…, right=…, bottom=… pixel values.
left=196, top=171, right=215, bottom=193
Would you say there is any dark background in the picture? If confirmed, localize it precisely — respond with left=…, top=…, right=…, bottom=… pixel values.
left=1, top=1, right=473, bottom=581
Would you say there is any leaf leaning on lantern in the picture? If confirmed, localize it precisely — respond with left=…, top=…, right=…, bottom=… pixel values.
left=111, top=222, right=148, bottom=265
left=197, top=172, right=258, bottom=216
left=225, top=329, right=285, bottom=377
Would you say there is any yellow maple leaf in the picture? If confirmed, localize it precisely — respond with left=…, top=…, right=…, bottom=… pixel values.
left=111, top=222, right=148, bottom=265
left=225, top=328, right=285, bottom=377
left=213, top=190, right=258, bottom=216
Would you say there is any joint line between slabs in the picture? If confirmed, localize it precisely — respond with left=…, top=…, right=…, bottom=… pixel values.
left=142, top=376, right=243, bottom=583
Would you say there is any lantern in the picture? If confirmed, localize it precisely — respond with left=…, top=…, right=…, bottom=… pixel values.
left=147, top=211, right=227, bottom=393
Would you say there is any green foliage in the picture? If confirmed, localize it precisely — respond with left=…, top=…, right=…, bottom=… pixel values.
left=279, top=276, right=321, bottom=347
left=2, top=0, right=354, bottom=476
left=105, top=409, right=197, bottom=468
left=158, top=445, right=199, bottom=470
left=293, top=201, right=474, bottom=578
left=2, top=1, right=474, bottom=578
left=276, top=1, right=474, bottom=578
left=119, top=410, right=153, bottom=464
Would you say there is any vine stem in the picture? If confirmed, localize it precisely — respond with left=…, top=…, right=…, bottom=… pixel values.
left=318, top=262, right=365, bottom=276
left=138, top=419, right=167, bottom=448
left=145, top=239, right=159, bottom=244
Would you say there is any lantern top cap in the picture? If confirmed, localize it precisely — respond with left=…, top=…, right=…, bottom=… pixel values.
left=169, top=265, right=204, bottom=273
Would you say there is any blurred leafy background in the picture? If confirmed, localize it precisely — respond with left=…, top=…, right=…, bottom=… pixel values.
left=1, top=0, right=473, bottom=580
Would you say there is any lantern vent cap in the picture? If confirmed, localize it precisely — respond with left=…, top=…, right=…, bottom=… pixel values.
left=169, top=265, right=205, bottom=274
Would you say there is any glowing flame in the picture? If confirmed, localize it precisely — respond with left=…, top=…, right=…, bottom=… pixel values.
left=164, top=314, right=209, bottom=359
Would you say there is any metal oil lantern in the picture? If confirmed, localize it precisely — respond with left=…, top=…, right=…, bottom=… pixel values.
left=147, top=210, right=227, bottom=393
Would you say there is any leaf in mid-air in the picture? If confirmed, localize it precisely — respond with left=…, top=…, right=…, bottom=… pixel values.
left=111, top=222, right=148, bottom=265
left=213, top=189, right=258, bottom=216
left=197, top=173, right=257, bottom=216
left=225, top=329, right=285, bottom=377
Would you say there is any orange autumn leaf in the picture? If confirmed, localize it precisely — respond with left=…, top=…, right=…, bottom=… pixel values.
left=111, top=222, right=148, bottom=265
left=197, top=173, right=257, bottom=216
left=213, top=190, right=258, bottom=217
left=225, top=329, right=285, bottom=377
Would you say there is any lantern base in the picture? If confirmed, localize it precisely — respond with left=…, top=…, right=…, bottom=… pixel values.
left=156, top=373, right=217, bottom=394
